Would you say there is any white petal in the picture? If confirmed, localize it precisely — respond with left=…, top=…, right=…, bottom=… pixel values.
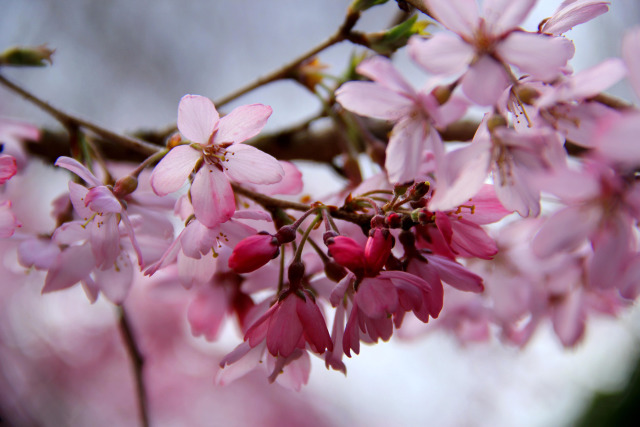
left=214, top=104, right=272, bottom=144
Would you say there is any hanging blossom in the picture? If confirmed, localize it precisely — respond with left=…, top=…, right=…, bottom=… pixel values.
left=26, top=157, right=147, bottom=303
left=0, top=153, right=19, bottom=238
left=150, top=94, right=284, bottom=228
left=409, top=0, right=575, bottom=105
left=336, top=55, right=467, bottom=183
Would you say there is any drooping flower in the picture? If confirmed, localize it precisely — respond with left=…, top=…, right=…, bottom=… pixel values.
left=150, top=95, right=284, bottom=228
left=336, top=56, right=467, bottom=183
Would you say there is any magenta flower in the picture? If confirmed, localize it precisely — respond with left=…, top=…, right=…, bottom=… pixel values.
left=409, top=0, right=575, bottom=105
left=228, top=233, right=280, bottom=273
left=150, top=95, right=284, bottom=228
left=244, top=291, right=333, bottom=358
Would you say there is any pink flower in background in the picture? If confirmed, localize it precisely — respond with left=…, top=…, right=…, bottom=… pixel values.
left=0, top=154, right=17, bottom=184
left=410, top=0, right=575, bottom=105
left=150, top=95, right=284, bottom=228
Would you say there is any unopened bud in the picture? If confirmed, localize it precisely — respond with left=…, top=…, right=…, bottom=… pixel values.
left=349, top=0, right=389, bottom=13
left=410, top=181, right=430, bottom=200
left=0, top=44, right=54, bottom=67
left=364, top=228, right=393, bottom=274
left=288, top=261, right=306, bottom=287
left=370, top=214, right=385, bottom=229
left=393, top=182, right=411, bottom=196
left=323, top=230, right=339, bottom=246
left=167, top=132, right=182, bottom=149
left=364, top=15, right=429, bottom=55
left=291, top=57, right=328, bottom=92
left=386, top=212, right=402, bottom=228
left=112, top=175, right=138, bottom=198
left=275, top=225, right=297, bottom=244
left=324, top=259, right=347, bottom=282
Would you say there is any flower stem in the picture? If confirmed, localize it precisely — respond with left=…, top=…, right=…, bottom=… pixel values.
left=118, top=306, right=149, bottom=427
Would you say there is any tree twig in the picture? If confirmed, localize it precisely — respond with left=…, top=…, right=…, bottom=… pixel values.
left=118, top=306, right=149, bottom=427
left=0, top=74, right=161, bottom=156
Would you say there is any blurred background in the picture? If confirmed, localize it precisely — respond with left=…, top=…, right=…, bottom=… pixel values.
left=1, top=0, right=640, bottom=426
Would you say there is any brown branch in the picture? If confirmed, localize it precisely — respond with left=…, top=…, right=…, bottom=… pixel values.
left=232, top=183, right=372, bottom=229
left=0, top=74, right=161, bottom=156
left=118, top=306, right=149, bottom=427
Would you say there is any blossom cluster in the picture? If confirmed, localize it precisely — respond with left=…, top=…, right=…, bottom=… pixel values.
left=1, top=0, right=639, bottom=396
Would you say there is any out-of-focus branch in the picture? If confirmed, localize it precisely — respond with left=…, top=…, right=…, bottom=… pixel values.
left=0, top=74, right=161, bottom=156
left=118, top=306, right=149, bottom=427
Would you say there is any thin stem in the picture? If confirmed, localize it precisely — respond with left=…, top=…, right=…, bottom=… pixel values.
left=231, top=183, right=371, bottom=228
left=0, top=74, right=161, bottom=156
left=294, top=214, right=322, bottom=262
left=214, top=10, right=361, bottom=108
left=117, top=306, right=149, bottom=427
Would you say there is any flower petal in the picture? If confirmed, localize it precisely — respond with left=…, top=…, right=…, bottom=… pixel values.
left=55, top=156, right=101, bottom=187
left=177, top=94, right=219, bottom=144
left=214, top=104, right=272, bottom=145
left=424, top=0, right=478, bottom=38
left=150, top=145, right=201, bottom=196
left=461, top=56, right=510, bottom=106
left=191, top=165, right=235, bottom=228
left=483, top=0, right=536, bottom=36
left=224, top=144, right=284, bottom=185
left=336, top=81, right=414, bottom=121
left=94, top=252, right=133, bottom=304
left=43, top=244, right=96, bottom=293
left=497, top=33, right=575, bottom=81
left=356, top=56, right=415, bottom=95
left=409, top=33, right=474, bottom=76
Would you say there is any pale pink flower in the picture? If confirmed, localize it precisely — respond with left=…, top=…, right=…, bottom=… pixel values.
left=150, top=95, right=284, bottom=228
left=410, top=0, right=575, bottom=105
left=0, top=200, right=21, bottom=238
left=56, top=156, right=143, bottom=268
left=336, top=56, right=467, bottom=183
left=540, top=0, right=610, bottom=36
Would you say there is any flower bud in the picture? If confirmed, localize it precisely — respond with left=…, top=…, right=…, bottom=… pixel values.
left=228, top=234, right=280, bottom=274
left=324, top=259, right=347, bottom=282
left=112, top=175, right=138, bottom=198
left=363, top=15, right=429, bottom=55
left=327, top=236, right=366, bottom=276
left=288, top=261, right=306, bottom=288
left=386, top=212, right=402, bottom=228
left=275, top=225, right=297, bottom=244
left=364, top=228, right=393, bottom=274
left=349, top=0, right=388, bottom=13
left=0, top=44, right=54, bottom=67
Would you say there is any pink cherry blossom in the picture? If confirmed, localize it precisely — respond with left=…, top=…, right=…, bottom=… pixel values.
left=410, top=0, right=575, bottom=105
left=150, top=95, right=284, bottom=228
left=336, top=56, right=467, bottom=183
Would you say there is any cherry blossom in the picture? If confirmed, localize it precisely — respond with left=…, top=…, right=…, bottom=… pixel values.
left=150, top=95, right=284, bottom=228
left=409, top=0, right=575, bottom=105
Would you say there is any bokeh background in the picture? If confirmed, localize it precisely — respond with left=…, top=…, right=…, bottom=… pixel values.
left=1, top=1, right=640, bottom=426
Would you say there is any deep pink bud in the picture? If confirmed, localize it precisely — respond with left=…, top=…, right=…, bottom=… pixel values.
left=327, top=236, right=366, bottom=276
left=365, top=228, right=393, bottom=274
left=228, top=233, right=279, bottom=273
left=0, top=154, right=17, bottom=184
